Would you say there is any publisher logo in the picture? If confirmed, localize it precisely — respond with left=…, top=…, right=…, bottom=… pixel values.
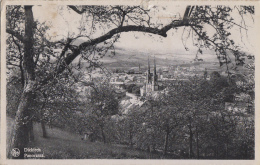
left=11, top=148, right=20, bottom=157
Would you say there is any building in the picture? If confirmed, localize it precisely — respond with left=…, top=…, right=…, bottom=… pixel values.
left=140, top=57, right=159, bottom=96
left=114, top=89, right=126, bottom=99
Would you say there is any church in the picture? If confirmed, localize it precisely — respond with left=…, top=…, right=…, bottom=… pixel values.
left=140, top=57, right=159, bottom=96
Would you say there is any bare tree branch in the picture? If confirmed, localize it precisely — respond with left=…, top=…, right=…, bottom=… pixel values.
left=38, top=19, right=194, bottom=88
left=68, top=5, right=86, bottom=14
left=6, top=28, right=25, bottom=42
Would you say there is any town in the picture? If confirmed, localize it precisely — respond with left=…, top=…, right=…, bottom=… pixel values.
left=81, top=56, right=254, bottom=114
left=5, top=4, right=255, bottom=160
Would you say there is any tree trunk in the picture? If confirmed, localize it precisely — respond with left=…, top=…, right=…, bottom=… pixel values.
left=163, top=130, right=169, bottom=155
left=196, top=126, right=199, bottom=159
left=151, top=131, right=156, bottom=153
left=244, top=142, right=248, bottom=159
left=225, top=143, right=228, bottom=159
left=129, top=130, right=133, bottom=148
left=40, top=99, right=47, bottom=138
left=41, top=120, right=47, bottom=138
left=9, top=89, right=35, bottom=159
left=28, top=120, right=34, bottom=141
left=214, top=145, right=218, bottom=158
left=152, top=144, right=156, bottom=153
left=101, top=126, right=106, bottom=144
left=28, top=95, right=37, bottom=142
left=188, top=124, right=193, bottom=158
left=216, top=132, right=219, bottom=159
left=9, top=6, right=35, bottom=159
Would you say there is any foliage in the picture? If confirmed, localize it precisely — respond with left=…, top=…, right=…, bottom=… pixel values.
left=102, top=75, right=254, bottom=159
left=82, top=80, right=120, bottom=143
left=5, top=4, right=255, bottom=159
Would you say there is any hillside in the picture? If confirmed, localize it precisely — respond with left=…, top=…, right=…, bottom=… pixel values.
left=6, top=117, right=173, bottom=159
left=75, top=46, right=254, bottom=75
left=71, top=38, right=254, bottom=73
left=100, top=47, right=217, bottom=69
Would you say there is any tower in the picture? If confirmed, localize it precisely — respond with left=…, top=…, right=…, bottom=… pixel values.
left=152, top=56, right=159, bottom=91
left=142, top=55, right=159, bottom=96
left=147, top=56, right=152, bottom=84
left=153, top=57, right=157, bottom=83
left=146, top=56, right=153, bottom=93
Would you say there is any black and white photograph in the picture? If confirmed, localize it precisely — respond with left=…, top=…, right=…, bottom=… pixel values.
left=1, top=0, right=258, bottom=163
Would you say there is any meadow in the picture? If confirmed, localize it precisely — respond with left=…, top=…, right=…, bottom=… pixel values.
left=7, top=117, right=171, bottom=159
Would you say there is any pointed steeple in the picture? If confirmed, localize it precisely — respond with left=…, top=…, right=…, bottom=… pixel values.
left=147, top=55, right=152, bottom=84
left=154, top=56, right=156, bottom=76
left=148, top=55, right=150, bottom=74
left=153, top=56, right=157, bottom=85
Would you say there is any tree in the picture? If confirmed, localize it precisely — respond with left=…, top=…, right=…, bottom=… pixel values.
left=126, top=84, right=136, bottom=93
left=117, top=109, right=143, bottom=148
left=6, top=69, right=23, bottom=118
left=35, top=73, right=82, bottom=137
left=6, top=5, right=254, bottom=158
left=145, top=92, right=185, bottom=155
left=87, top=80, right=119, bottom=143
left=131, top=85, right=140, bottom=95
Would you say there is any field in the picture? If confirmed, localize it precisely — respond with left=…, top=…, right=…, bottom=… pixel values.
left=76, top=47, right=252, bottom=75
left=7, top=117, right=171, bottom=159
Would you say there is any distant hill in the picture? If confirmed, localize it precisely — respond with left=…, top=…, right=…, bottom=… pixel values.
left=98, top=47, right=218, bottom=70
left=71, top=38, right=254, bottom=73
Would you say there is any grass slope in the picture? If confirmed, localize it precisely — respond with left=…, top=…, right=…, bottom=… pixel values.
left=7, top=117, right=168, bottom=159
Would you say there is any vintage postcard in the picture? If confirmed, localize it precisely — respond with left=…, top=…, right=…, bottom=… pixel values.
left=1, top=0, right=259, bottom=164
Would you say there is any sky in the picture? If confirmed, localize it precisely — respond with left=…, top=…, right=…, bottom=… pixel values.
left=32, top=5, right=256, bottom=61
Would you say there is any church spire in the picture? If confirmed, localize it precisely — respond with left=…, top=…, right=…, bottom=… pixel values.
left=154, top=56, right=156, bottom=76
left=148, top=55, right=150, bottom=74
left=153, top=56, right=157, bottom=84
left=147, top=55, right=153, bottom=84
